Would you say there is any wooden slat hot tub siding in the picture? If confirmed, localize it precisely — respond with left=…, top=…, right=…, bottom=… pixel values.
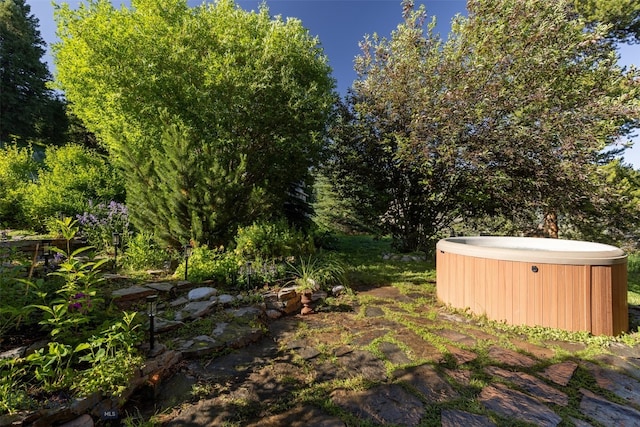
left=436, top=250, right=628, bottom=335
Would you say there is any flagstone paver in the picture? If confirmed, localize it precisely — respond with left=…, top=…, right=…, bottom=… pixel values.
left=484, top=366, right=569, bottom=406
left=378, top=341, right=412, bottom=364
left=579, top=388, right=640, bottom=426
left=331, top=384, right=425, bottom=426
left=540, top=361, right=578, bottom=386
left=583, top=361, right=640, bottom=407
left=441, top=409, right=497, bottom=427
left=487, top=346, right=538, bottom=368
left=479, top=383, right=562, bottom=426
left=395, top=364, right=459, bottom=402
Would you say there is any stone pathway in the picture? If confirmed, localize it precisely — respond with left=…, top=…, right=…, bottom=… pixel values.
left=109, top=281, right=640, bottom=427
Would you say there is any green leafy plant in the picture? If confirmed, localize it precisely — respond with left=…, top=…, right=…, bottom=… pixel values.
left=286, top=255, right=346, bottom=292
left=0, top=358, right=35, bottom=414
left=174, top=245, right=241, bottom=284
left=123, top=232, right=170, bottom=270
left=234, top=220, right=315, bottom=260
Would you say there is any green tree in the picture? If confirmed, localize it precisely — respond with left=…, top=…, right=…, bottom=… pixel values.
left=0, top=0, right=53, bottom=143
left=53, top=0, right=335, bottom=247
left=331, top=0, right=639, bottom=250
left=573, top=0, right=640, bottom=43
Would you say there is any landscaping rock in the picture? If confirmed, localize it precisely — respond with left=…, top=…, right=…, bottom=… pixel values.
left=145, top=282, right=175, bottom=293
left=58, top=414, right=94, bottom=427
left=187, top=287, right=217, bottom=301
left=395, top=364, right=459, bottom=402
left=580, top=388, right=640, bottom=426
left=217, top=294, right=235, bottom=305
left=111, top=286, right=156, bottom=304
left=484, top=366, right=568, bottom=406
left=378, top=341, right=411, bottom=365
left=583, top=361, right=640, bottom=406
left=332, top=384, right=424, bottom=426
left=441, top=409, right=497, bottom=427
left=487, top=346, right=537, bottom=368
left=540, top=361, right=578, bottom=386
left=479, top=383, right=561, bottom=426
left=175, top=300, right=216, bottom=321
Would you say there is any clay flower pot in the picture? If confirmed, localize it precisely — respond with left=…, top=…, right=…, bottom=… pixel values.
left=300, top=291, right=314, bottom=315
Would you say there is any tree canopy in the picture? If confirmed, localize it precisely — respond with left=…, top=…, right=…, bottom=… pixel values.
left=329, top=0, right=640, bottom=251
left=574, top=0, right=640, bottom=44
left=0, top=0, right=55, bottom=143
left=53, top=0, right=336, bottom=247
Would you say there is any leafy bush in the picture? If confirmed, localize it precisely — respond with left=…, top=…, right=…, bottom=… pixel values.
left=0, top=247, right=35, bottom=337
left=174, top=245, right=241, bottom=284
left=123, top=232, right=171, bottom=270
left=234, top=219, right=315, bottom=260
left=76, top=201, right=130, bottom=251
left=0, top=143, right=39, bottom=227
left=24, top=144, right=125, bottom=230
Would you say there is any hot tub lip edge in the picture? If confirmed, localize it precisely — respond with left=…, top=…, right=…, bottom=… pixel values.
left=436, top=236, right=627, bottom=266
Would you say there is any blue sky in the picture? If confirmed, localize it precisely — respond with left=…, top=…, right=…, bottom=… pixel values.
left=27, top=0, right=640, bottom=166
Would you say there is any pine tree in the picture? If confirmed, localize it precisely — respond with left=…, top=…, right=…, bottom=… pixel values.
left=0, top=0, right=53, bottom=143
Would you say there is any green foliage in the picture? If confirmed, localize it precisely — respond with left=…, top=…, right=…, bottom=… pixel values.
left=234, top=219, right=315, bottom=260
left=286, top=254, right=346, bottom=292
left=74, top=312, right=143, bottom=397
left=175, top=244, right=241, bottom=284
left=24, top=144, right=125, bottom=230
left=30, top=217, right=108, bottom=342
left=574, top=0, right=640, bottom=43
left=331, top=0, right=640, bottom=249
left=0, top=0, right=54, bottom=142
left=0, top=247, right=35, bottom=338
left=0, top=358, right=35, bottom=414
left=0, top=143, right=38, bottom=226
left=76, top=201, right=130, bottom=251
left=54, top=0, right=336, bottom=248
left=123, top=232, right=171, bottom=271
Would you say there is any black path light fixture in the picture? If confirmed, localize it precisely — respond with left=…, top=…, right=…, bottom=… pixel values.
left=183, top=242, right=193, bottom=281
left=246, top=261, right=253, bottom=289
left=112, top=232, right=122, bottom=269
left=147, top=294, right=158, bottom=354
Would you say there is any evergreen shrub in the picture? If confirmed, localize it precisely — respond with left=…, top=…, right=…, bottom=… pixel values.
left=234, top=219, right=315, bottom=260
left=0, top=143, right=39, bottom=227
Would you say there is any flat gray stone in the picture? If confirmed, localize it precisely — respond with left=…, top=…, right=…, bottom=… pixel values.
left=441, top=409, right=496, bottom=427
left=146, top=282, right=175, bottom=293
left=487, top=346, right=537, bottom=368
left=396, top=364, right=459, bottom=402
left=188, top=287, right=217, bottom=301
left=169, top=296, right=189, bottom=307
left=365, top=306, right=385, bottom=317
left=0, top=346, right=25, bottom=359
left=217, top=294, right=235, bottom=305
left=580, top=388, right=640, bottom=426
left=437, top=329, right=477, bottom=346
left=296, top=346, right=321, bottom=360
left=446, top=345, right=478, bottom=365
left=479, top=383, right=561, bottom=426
left=177, top=300, right=216, bottom=320
left=338, top=350, right=387, bottom=381
left=540, top=361, right=578, bottom=386
left=111, top=285, right=155, bottom=301
left=212, top=322, right=229, bottom=336
left=58, top=414, right=94, bottom=427
left=332, top=384, right=424, bottom=426
left=154, top=317, right=184, bottom=333
left=378, top=341, right=411, bottom=365
left=226, top=306, right=262, bottom=320
left=485, top=366, right=568, bottom=406
left=584, top=361, right=640, bottom=406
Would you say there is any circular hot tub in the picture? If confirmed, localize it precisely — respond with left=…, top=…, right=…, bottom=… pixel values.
left=436, top=236, right=628, bottom=335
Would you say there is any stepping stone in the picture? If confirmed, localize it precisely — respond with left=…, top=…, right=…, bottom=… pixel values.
left=338, top=350, right=387, bottom=382
left=395, top=364, right=459, bottom=402
left=244, top=404, right=345, bottom=427
left=594, top=354, right=640, bottom=380
left=296, top=346, right=321, bottom=360
left=484, top=366, right=568, bottom=406
left=378, top=341, right=411, bottom=365
left=579, top=388, right=640, bottom=426
left=266, top=309, right=282, bottom=319
left=169, top=296, right=188, bottom=307
left=583, top=361, right=640, bottom=406
left=540, top=361, right=578, bottom=386
left=154, top=318, right=184, bottom=333
left=212, top=322, right=229, bottom=336
left=176, top=300, right=216, bottom=320
left=188, top=287, right=217, bottom=301
left=352, top=329, right=387, bottom=346
left=111, top=285, right=155, bottom=302
left=487, top=346, right=537, bottom=368
left=436, top=329, right=477, bottom=346
left=479, top=383, right=561, bottom=426
left=445, top=345, right=478, bottom=365
left=0, top=346, right=26, bottom=359
left=510, top=339, right=556, bottom=360
left=146, top=282, right=175, bottom=293
left=441, top=409, right=496, bottom=427
left=217, top=294, right=235, bottom=305
left=331, top=384, right=424, bottom=426
left=545, top=340, right=586, bottom=353
left=365, top=306, right=385, bottom=317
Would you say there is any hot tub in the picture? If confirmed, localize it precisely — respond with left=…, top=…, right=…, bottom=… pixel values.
left=436, top=236, right=628, bottom=335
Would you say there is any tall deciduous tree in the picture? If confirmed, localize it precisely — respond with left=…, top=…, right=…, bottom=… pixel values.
left=573, top=0, right=640, bottom=43
left=330, top=0, right=639, bottom=250
left=0, top=0, right=54, bottom=143
left=53, top=0, right=335, bottom=247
